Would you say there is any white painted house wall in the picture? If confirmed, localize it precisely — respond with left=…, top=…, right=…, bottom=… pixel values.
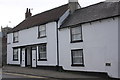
left=7, top=22, right=58, bottom=66
left=59, top=17, right=119, bottom=78
left=118, top=16, right=120, bottom=78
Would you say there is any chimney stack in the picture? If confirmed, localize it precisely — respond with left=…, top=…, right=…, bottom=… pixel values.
left=25, top=8, right=32, bottom=19
left=69, top=0, right=80, bottom=14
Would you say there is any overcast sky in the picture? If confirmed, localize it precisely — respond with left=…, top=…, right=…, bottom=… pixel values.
left=0, top=0, right=105, bottom=28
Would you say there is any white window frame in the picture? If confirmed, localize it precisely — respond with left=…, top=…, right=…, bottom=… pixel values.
left=13, top=32, right=19, bottom=43
left=71, top=49, right=84, bottom=66
left=71, top=26, right=83, bottom=42
left=38, top=44, right=47, bottom=61
left=38, top=25, right=46, bottom=38
left=13, top=48, right=19, bottom=61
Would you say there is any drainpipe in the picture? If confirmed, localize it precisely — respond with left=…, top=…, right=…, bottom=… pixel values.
left=56, top=21, right=60, bottom=71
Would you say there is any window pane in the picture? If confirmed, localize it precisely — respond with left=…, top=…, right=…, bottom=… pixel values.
left=40, top=53, right=46, bottom=59
left=13, top=32, right=18, bottom=42
left=13, top=49, right=18, bottom=60
left=39, top=25, right=46, bottom=37
left=73, top=57, right=80, bottom=64
left=72, top=34, right=81, bottom=41
left=40, top=31, right=46, bottom=37
left=71, top=26, right=82, bottom=41
left=72, top=27, right=81, bottom=34
left=72, top=49, right=84, bottom=65
left=39, top=25, right=46, bottom=31
left=39, top=44, right=47, bottom=60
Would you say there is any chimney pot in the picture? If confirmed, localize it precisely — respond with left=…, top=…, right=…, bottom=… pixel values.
left=25, top=8, right=32, bottom=19
left=69, top=0, right=78, bottom=2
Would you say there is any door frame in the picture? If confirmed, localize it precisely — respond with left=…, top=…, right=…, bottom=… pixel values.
left=20, top=47, right=27, bottom=67
left=31, top=46, right=37, bottom=67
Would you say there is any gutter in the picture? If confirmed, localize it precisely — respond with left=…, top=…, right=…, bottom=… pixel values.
left=56, top=21, right=59, bottom=70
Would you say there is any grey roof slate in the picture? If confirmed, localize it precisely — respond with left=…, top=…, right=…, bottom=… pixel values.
left=61, top=2, right=120, bottom=28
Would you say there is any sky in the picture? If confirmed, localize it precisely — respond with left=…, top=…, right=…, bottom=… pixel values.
left=0, top=0, right=105, bottom=28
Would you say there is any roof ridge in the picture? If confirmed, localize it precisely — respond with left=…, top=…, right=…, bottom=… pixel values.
left=32, top=4, right=68, bottom=17
left=75, top=2, right=104, bottom=12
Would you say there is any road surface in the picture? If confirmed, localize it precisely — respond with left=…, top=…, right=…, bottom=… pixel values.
left=2, top=72, right=59, bottom=80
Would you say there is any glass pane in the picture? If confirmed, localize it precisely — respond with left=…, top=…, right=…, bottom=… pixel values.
left=40, top=31, right=46, bottom=37
left=72, top=50, right=83, bottom=64
left=72, top=34, right=81, bottom=41
left=15, top=37, right=18, bottom=42
left=39, top=44, right=47, bottom=59
left=14, top=54, right=18, bottom=59
left=73, top=57, right=83, bottom=64
left=39, top=25, right=46, bottom=31
left=14, top=32, right=18, bottom=37
left=75, top=27, right=81, bottom=33
left=72, top=27, right=81, bottom=34
left=74, top=51, right=82, bottom=57
left=13, top=49, right=18, bottom=59
left=40, top=53, right=46, bottom=59
left=40, top=53, right=46, bottom=58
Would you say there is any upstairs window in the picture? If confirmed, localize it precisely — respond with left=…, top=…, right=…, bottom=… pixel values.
left=38, top=44, right=47, bottom=61
left=71, top=26, right=83, bottom=43
left=71, top=49, right=84, bottom=66
left=38, top=25, right=46, bottom=38
left=13, top=32, right=19, bottom=43
left=13, top=48, right=19, bottom=61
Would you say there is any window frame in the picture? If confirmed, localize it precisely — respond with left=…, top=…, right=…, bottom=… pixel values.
left=38, top=43, right=47, bottom=61
left=70, top=25, right=83, bottom=43
left=13, top=32, right=19, bottom=43
left=38, top=25, right=46, bottom=38
left=13, top=48, right=19, bottom=61
left=71, top=49, right=84, bottom=67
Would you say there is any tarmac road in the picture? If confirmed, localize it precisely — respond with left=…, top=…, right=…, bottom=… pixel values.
left=2, top=72, right=59, bottom=80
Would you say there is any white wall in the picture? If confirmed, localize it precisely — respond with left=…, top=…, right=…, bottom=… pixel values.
left=59, top=17, right=119, bottom=78
left=118, top=16, right=120, bottom=78
left=37, top=22, right=58, bottom=66
left=7, top=22, right=58, bottom=66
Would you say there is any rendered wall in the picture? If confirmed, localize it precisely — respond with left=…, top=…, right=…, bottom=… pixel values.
left=7, top=22, right=58, bottom=66
left=118, top=16, right=120, bottom=78
left=59, top=17, right=119, bottom=78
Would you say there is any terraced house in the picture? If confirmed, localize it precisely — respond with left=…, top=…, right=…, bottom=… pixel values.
left=7, top=0, right=120, bottom=79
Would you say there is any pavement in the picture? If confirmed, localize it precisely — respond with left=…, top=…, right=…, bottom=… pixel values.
left=2, top=65, right=115, bottom=80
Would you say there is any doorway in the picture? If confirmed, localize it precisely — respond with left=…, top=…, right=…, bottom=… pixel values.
left=20, top=46, right=37, bottom=68
left=31, top=46, right=37, bottom=67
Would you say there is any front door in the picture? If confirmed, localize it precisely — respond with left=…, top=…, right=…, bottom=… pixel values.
left=31, top=46, right=37, bottom=67
left=21, top=48, right=26, bottom=67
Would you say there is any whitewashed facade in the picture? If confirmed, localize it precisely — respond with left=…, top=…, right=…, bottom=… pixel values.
left=7, top=22, right=59, bottom=67
left=59, top=17, right=119, bottom=78
left=7, top=0, right=120, bottom=79
left=7, top=5, right=70, bottom=67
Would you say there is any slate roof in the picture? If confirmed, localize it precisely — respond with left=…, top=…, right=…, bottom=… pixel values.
left=61, top=2, right=120, bottom=28
left=8, top=4, right=69, bottom=33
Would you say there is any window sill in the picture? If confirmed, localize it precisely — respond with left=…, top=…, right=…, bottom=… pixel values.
left=38, top=36, right=46, bottom=39
left=38, top=59, right=47, bottom=61
left=71, top=64, right=84, bottom=67
left=71, top=40, right=83, bottom=43
left=13, top=41, right=19, bottom=43
left=13, top=59, right=19, bottom=61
